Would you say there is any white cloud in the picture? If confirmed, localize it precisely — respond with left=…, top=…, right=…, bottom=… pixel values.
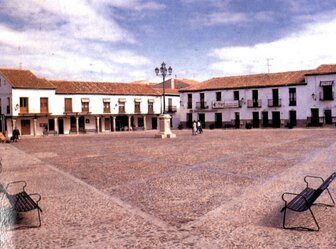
left=209, top=17, right=336, bottom=75
left=0, top=0, right=159, bottom=82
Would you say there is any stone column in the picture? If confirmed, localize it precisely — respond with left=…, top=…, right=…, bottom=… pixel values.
left=101, top=117, right=105, bottom=132
left=128, top=115, right=131, bottom=131
left=143, top=115, right=147, bottom=130
left=76, top=116, right=79, bottom=135
left=155, top=114, right=176, bottom=139
left=33, top=118, right=37, bottom=136
left=54, top=117, right=58, bottom=134
left=96, top=116, right=100, bottom=133
left=112, top=116, right=116, bottom=132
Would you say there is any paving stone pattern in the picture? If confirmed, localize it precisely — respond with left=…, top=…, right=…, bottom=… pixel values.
left=1, top=129, right=336, bottom=248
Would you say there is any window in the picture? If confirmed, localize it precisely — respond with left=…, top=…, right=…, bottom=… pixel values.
left=20, top=97, right=29, bottom=113
left=103, top=102, right=110, bottom=113
left=187, top=94, right=192, bottom=109
left=119, top=102, right=125, bottom=113
left=148, top=100, right=154, bottom=113
left=64, top=98, right=72, bottom=112
left=289, top=88, right=296, bottom=106
left=40, top=97, right=48, bottom=113
left=81, top=98, right=90, bottom=112
left=134, top=102, right=141, bottom=113
left=0, top=98, right=2, bottom=114
left=320, top=81, right=333, bottom=100
left=216, top=92, right=221, bottom=101
left=7, top=97, right=10, bottom=114
left=234, top=91, right=239, bottom=101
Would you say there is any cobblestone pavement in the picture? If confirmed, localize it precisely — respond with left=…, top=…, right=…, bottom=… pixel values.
left=1, top=129, right=336, bottom=248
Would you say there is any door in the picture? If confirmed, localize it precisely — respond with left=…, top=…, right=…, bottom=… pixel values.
left=48, top=119, right=54, bottom=131
left=325, top=110, right=332, bottom=124
left=152, top=117, right=158, bottom=129
left=58, top=118, right=64, bottom=134
left=79, top=116, right=85, bottom=131
left=70, top=116, right=76, bottom=132
left=262, top=111, right=268, bottom=127
left=272, top=111, right=281, bottom=128
left=21, top=120, right=31, bottom=135
left=252, top=112, right=259, bottom=128
left=105, top=118, right=111, bottom=131
left=289, top=110, right=297, bottom=127
left=215, top=113, right=222, bottom=128
left=234, top=112, right=240, bottom=128
left=311, top=109, right=319, bottom=126
left=186, top=113, right=192, bottom=128
left=200, top=93, right=205, bottom=109
left=198, top=113, right=205, bottom=128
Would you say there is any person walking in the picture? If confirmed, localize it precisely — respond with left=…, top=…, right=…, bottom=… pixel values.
left=192, top=120, right=197, bottom=135
left=197, top=120, right=203, bottom=134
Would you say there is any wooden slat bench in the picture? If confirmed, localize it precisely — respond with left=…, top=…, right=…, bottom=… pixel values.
left=0, top=181, right=42, bottom=228
left=281, top=172, right=336, bottom=231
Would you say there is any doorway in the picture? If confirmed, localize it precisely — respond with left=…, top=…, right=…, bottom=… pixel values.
left=21, top=120, right=31, bottom=135
left=198, top=113, right=205, bottom=128
left=262, top=111, right=268, bottom=128
left=272, top=111, right=281, bottom=128
left=252, top=112, right=259, bottom=128
left=289, top=110, right=296, bottom=127
left=215, top=113, right=222, bottom=128
left=325, top=110, right=332, bottom=124
left=58, top=118, right=64, bottom=134
left=151, top=117, right=157, bottom=129
left=311, top=108, right=320, bottom=126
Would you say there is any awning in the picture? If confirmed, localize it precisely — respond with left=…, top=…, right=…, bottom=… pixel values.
left=81, top=98, right=90, bottom=103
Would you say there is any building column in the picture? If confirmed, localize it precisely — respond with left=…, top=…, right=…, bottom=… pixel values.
left=11, top=119, right=16, bottom=136
left=128, top=115, right=131, bottom=131
left=96, top=116, right=100, bottom=133
left=54, top=117, right=58, bottom=134
left=33, top=118, right=37, bottom=136
left=112, top=116, right=116, bottom=132
left=143, top=115, right=147, bottom=130
left=76, top=116, right=79, bottom=135
left=101, top=117, right=105, bottom=132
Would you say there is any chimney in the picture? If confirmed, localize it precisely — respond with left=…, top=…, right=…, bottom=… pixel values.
left=171, top=78, right=175, bottom=89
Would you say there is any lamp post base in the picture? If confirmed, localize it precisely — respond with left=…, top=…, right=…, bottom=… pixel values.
left=155, top=114, right=176, bottom=139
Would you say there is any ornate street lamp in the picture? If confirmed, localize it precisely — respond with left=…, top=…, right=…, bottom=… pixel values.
left=154, top=62, right=176, bottom=139
left=155, top=62, right=172, bottom=114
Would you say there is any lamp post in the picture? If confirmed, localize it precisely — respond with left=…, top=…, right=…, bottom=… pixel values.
left=155, top=62, right=172, bottom=114
left=154, top=62, right=176, bottom=138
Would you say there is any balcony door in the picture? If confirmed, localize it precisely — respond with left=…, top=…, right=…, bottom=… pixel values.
left=252, top=90, right=258, bottom=107
left=272, top=89, right=279, bottom=106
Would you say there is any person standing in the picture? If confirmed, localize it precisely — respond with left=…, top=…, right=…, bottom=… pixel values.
left=192, top=120, right=197, bottom=135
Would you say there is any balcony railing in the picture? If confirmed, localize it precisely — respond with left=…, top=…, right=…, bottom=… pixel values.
left=103, top=108, right=111, bottom=113
left=166, top=106, right=177, bottom=112
left=134, top=107, right=141, bottom=114
left=20, top=107, right=29, bottom=113
left=196, top=101, right=209, bottom=110
left=267, top=99, right=282, bottom=107
left=187, top=102, right=192, bottom=109
left=319, top=92, right=334, bottom=101
left=289, top=99, right=296, bottom=106
left=212, top=100, right=241, bottom=109
left=247, top=99, right=262, bottom=108
left=119, top=107, right=126, bottom=114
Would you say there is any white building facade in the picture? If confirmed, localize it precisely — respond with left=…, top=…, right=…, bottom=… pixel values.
left=0, top=69, right=180, bottom=137
left=179, top=65, right=336, bottom=129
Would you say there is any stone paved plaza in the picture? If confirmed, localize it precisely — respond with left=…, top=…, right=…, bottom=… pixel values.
left=1, top=129, right=336, bottom=248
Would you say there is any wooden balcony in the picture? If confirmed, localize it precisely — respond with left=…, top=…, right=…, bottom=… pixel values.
left=247, top=99, right=262, bottom=108
left=267, top=99, right=282, bottom=107
left=195, top=102, right=209, bottom=110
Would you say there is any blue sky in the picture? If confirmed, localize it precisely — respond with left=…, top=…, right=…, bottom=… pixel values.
left=1, top=0, right=336, bottom=83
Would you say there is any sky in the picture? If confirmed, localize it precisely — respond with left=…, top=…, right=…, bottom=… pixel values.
left=1, top=0, right=336, bottom=83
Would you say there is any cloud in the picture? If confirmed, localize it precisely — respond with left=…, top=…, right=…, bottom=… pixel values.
left=0, top=0, right=161, bottom=82
left=209, top=16, right=336, bottom=75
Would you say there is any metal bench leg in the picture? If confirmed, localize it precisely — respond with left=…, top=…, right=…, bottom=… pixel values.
left=282, top=207, right=320, bottom=232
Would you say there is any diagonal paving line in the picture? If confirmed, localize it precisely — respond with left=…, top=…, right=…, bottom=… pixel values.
left=9, top=145, right=179, bottom=232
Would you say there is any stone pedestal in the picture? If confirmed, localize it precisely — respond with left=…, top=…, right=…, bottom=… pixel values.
left=155, top=114, right=176, bottom=139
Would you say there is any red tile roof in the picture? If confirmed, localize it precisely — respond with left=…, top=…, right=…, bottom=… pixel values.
left=50, top=80, right=161, bottom=96
left=180, top=65, right=336, bottom=92
left=152, top=78, right=199, bottom=90
left=0, top=68, right=55, bottom=89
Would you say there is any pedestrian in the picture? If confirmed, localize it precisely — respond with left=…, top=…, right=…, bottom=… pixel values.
left=197, top=120, right=203, bottom=134
left=192, top=120, right=197, bottom=135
